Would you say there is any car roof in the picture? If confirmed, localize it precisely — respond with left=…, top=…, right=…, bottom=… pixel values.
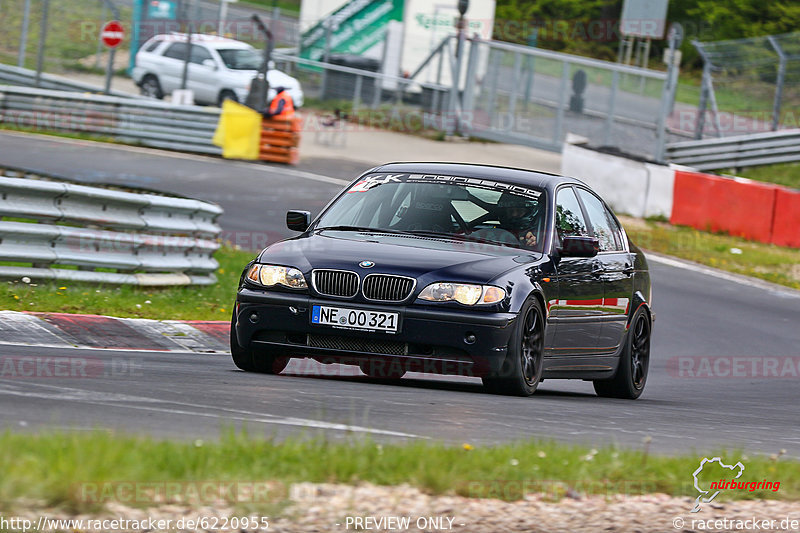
left=153, top=33, right=252, bottom=49
left=370, top=162, right=584, bottom=192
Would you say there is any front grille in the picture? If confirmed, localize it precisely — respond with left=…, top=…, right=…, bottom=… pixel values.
left=312, top=269, right=359, bottom=298
left=307, top=334, right=407, bottom=356
left=362, top=274, right=415, bottom=302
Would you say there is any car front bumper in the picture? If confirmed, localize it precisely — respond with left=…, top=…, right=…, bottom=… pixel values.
left=234, top=288, right=517, bottom=376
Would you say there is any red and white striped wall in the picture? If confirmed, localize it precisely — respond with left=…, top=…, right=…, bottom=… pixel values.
left=562, top=139, right=800, bottom=248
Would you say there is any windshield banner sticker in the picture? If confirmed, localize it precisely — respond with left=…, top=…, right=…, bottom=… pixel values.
left=348, top=173, right=542, bottom=200
left=347, top=174, right=407, bottom=193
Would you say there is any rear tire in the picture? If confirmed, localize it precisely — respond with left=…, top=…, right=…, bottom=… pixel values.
left=230, top=311, right=288, bottom=374
left=482, top=297, right=545, bottom=396
left=140, top=74, right=163, bottom=99
left=593, top=307, right=651, bottom=399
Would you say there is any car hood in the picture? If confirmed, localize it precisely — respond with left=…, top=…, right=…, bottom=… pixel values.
left=257, top=231, right=543, bottom=284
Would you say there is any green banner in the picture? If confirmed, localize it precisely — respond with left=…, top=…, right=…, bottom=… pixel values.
left=300, top=0, right=404, bottom=62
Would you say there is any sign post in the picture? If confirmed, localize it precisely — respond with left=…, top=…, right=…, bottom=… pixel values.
left=100, top=15, right=124, bottom=94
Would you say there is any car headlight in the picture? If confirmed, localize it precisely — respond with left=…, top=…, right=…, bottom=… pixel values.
left=247, top=264, right=307, bottom=289
left=418, top=283, right=506, bottom=305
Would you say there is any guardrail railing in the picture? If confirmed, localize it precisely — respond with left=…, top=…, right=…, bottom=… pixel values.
left=666, top=129, right=800, bottom=170
left=0, top=175, right=223, bottom=286
left=0, top=85, right=221, bottom=155
left=0, top=64, right=137, bottom=98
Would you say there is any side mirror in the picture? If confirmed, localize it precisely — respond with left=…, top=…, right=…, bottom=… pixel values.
left=202, top=58, right=217, bottom=69
left=560, top=236, right=599, bottom=258
left=286, top=210, right=311, bottom=232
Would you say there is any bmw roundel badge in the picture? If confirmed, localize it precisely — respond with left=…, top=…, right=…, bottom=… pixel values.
left=359, top=260, right=375, bottom=268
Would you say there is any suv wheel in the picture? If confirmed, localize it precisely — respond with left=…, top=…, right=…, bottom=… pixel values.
left=218, top=90, right=238, bottom=106
left=140, top=75, right=163, bottom=99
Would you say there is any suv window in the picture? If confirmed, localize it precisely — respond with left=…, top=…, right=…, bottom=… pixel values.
left=163, top=43, right=188, bottom=60
left=555, top=187, right=589, bottom=243
left=144, top=39, right=162, bottom=52
left=190, top=45, right=213, bottom=65
left=576, top=188, right=623, bottom=252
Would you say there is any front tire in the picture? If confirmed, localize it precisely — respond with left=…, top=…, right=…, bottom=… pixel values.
left=593, top=307, right=651, bottom=399
left=218, top=89, right=238, bottom=106
left=230, top=311, right=288, bottom=374
left=482, top=297, right=545, bottom=396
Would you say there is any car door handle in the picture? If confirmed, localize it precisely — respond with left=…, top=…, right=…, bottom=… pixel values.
left=591, top=262, right=605, bottom=276
left=623, top=263, right=634, bottom=274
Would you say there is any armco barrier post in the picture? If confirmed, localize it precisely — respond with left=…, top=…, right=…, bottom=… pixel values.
left=770, top=188, right=800, bottom=248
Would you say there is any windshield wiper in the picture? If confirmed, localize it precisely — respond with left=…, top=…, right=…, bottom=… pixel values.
left=405, top=230, right=502, bottom=244
left=314, top=225, right=410, bottom=235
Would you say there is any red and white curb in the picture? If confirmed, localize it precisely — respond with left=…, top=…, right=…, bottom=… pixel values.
left=0, top=311, right=228, bottom=353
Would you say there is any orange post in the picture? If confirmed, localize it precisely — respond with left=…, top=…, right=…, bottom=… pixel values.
left=259, top=117, right=301, bottom=164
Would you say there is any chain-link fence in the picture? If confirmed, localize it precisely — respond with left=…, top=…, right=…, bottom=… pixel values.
left=0, top=0, right=131, bottom=72
left=0, top=0, right=298, bottom=76
left=271, top=35, right=677, bottom=160
left=462, top=38, right=672, bottom=159
left=2, top=1, right=680, bottom=160
left=693, top=31, right=800, bottom=139
left=130, top=0, right=299, bottom=49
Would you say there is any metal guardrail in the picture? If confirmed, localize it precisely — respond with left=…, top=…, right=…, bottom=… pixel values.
left=666, top=129, right=800, bottom=170
left=0, top=64, right=137, bottom=98
left=0, top=176, right=223, bottom=286
left=0, top=85, right=221, bottom=155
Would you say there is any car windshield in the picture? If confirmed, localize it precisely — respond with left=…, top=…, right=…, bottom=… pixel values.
left=314, top=173, right=547, bottom=251
left=216, top=48, right=261, bottom=70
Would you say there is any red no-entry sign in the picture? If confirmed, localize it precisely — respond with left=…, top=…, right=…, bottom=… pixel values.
left=101, top=20, right=124, bottom=48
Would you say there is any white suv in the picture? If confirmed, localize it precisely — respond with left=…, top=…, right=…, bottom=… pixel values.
left=132, top=33, right=304, bottom=107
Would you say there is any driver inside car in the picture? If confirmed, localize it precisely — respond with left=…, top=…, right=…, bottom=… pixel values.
left=497, top=192, right=541, bottom=248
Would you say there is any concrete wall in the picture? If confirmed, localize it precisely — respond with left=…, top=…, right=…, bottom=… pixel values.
left=561, top=138, right=674, bottom=219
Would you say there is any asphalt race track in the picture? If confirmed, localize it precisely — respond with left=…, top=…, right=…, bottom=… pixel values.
left=1, top=132, right=799, bottom=457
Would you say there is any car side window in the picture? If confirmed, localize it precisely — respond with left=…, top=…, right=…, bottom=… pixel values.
left=576, top=188, right=623, bottom=252
left=163, top=43, right=188, bottom=60
left=190, top=45, right=213, bottom=65
left=555, top=187, right=589, bottom=243
left=144, top=39, right=162, bottom=52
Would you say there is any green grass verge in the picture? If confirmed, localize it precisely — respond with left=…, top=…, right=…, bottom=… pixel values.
left=623, top=218, right=800, bottom=289
left=0, top=431, right=796, bottom=512
left=0, top=123, right=120, bottom=145
left=723, top=163, right=800, bottom=190
left=0, top=246, right=254, bottom=320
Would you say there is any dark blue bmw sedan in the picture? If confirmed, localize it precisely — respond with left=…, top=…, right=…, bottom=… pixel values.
left=231, top=162, right=653, bottom=398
